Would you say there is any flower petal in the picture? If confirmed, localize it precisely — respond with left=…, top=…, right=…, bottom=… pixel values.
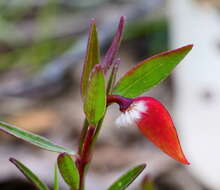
left=134, top=97, right=189, bottom=165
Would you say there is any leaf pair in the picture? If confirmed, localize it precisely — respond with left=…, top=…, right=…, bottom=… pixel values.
left=11, top=156, right=145, bottom=190
left=80, top=20, right=105, bottom=126
left=81, top=17, right=125, bottom=126
left=10, top=154, right=80, bottom=190
left=81, top=16, right=193, bottom=127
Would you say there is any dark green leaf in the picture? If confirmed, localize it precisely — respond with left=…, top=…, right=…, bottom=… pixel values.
left=107, top=164, right=146, bottom=190
left=81, top=19, right=100, bottom=98
left=10, top=158, right=49, bottom=190
left=0, top=121, right=74, bottom=154
left=113, top=45, right=193, bottom=98
left=57, top=153, right=80, bottom=189
left=54, top=164, right=59, bottom=190
left=84, top=65, right=106, bottom=125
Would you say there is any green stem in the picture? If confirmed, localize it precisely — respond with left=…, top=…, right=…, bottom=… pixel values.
left=78, top=125, right=96, bottom=190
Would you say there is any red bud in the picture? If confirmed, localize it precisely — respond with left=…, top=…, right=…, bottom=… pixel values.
left=114, top=96, right=189, bottom=165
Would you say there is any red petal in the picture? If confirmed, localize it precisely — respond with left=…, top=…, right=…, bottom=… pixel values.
left=134, top=97, right=189, bottom=165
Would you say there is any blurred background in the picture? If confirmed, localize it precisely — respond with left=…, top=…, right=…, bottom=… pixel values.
left=0, top=0, right=219, bottom=189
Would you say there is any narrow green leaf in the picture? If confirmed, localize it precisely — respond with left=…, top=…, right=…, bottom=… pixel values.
left=81, top=19, right=100, bottom=98
left=84, top=65, right=106, bottom=125
left=54, top=164, right=59, bottom=190
left=10, top=158, right=49, bottom=190
left=0, top=121, right=74, bottom=154
left=57, top=153, right=80, bottom=189
left=113, top=45, right=193, bottom=98
left=108, top=164, right=146, bottom=190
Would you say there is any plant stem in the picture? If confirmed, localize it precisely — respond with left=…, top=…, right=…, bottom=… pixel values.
left=107, top=94, right=133, bottom=112
left=77, top=125, right=96, bottom=190
left=77, top=57, right=120, bottom=190
left=78, top=119, right=89, bottom=155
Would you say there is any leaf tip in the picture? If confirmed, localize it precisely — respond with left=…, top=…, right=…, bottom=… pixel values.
left=139, top=163, right=147, bottom=170
left=90, top=18, right=96, bottom=25
left=9, top=157, right=16, bottom=164
left=119, top=16, right=126, bottom=27
left=57, top=152, right=66, bottom=161
left=182, top=44, right=193, bottom=51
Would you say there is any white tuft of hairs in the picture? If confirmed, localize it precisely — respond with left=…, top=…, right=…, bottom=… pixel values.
left=115, top=101, right=147, bottom=127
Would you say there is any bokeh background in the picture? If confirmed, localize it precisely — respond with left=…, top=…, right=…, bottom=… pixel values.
left=0, top=0, right=219, bottom=189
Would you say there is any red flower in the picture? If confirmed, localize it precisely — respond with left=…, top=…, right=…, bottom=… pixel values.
left=108, top=95, right=189, bottom=165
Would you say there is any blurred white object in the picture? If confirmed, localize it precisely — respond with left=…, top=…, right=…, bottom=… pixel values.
left=168, top=0, right=220, bottom=189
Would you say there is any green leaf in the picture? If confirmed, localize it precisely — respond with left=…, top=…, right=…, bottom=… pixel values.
left=9, top=158, right=49, bottom=190
left=107, top=164, right=146, bottom=190
left=0, top=121, right=74, bottom=154
left=81, top=19, right=100, bottom=98
left=57, top=153, right=80, bottom=189
left=113, top=45, right=193, bottom=98
left=54, top=164, right=59, bottom=190
left=84, top=65, right=106, bottom=125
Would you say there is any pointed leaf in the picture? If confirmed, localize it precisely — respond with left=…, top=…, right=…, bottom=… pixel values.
left=107, top=164, right=146, bottom=190
left=54, top=164, right=59, bottom=190
left=10, top=158, right=49, bottom=190
left=113, top=45, right=193, bottom=98
left=57, top=153, right=80, bottom=189
left=81, top=19, right=100, bottom=98
left=0, top=121, right=74, bottom=154
left=102, top=16, right=125, bottom=73
left=84, top=65, right=106, bottom=125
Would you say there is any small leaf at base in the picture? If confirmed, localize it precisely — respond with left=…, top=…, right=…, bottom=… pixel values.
left=10, top=158, right=49, bottom=190
left=57, top=153, right=80, bottom=189
left=107, top=164, right=146, bottom=190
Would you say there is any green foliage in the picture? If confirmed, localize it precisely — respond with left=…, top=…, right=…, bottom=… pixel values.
left=57, top=153, right=80, bottom=189
left=10, top=158, right=49, bottom=190
left=0, top=121, right=74, bottom=154
left=83, top=65, right=106, bottom=125
left=0, top=15, right=193, bottom=190
left=113, top=45, right=193, bottom=98
left=107, top=164, right=146, bottom=190
left=81, top=19, right=100, bottom=98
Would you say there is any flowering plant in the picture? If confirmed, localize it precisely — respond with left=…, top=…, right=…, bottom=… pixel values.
left=0, top=17, right=192, bottom=190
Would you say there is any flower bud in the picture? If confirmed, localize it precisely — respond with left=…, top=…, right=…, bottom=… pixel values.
left=114, top=96, right=189, bottom=165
